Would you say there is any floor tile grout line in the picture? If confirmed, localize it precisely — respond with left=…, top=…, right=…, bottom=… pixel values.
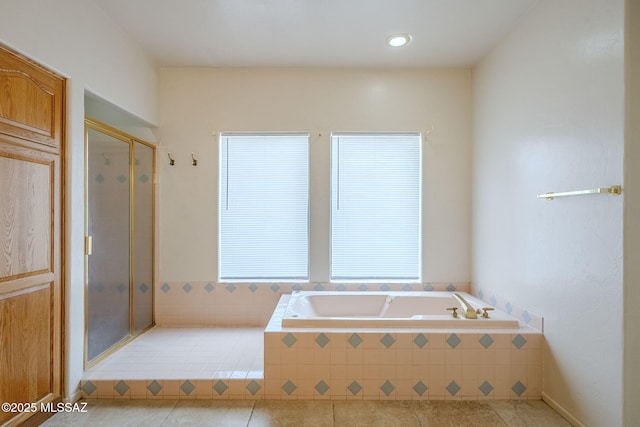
left=246, top=400, right=257, bottom=427
left=332, top=401, right=336, bottom=427
left=158, top=399, right=180, bottom=427
left=490, top=404, right=511, bottom=427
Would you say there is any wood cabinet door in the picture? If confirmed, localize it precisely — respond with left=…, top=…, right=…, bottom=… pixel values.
left=0, top=45, right=63, bottom=426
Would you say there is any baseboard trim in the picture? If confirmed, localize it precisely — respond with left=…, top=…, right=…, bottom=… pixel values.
left=65, top=389, right=82, bottom=404
left=542, top=392, right=584, bottom=427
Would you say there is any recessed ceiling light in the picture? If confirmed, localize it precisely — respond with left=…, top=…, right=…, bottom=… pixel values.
left=386, top=33, right=412, bottom=48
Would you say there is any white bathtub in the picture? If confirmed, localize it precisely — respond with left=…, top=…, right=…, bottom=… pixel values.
left=281, top=291, right=520, bottom=328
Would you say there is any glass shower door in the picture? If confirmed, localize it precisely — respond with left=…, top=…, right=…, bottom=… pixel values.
left=86, top=128, right=132, bottom=362
left=133, top=141, right=154, bottom=333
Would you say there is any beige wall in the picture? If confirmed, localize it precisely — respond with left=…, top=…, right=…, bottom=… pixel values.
left=158, top=67, right=472, bottom=284
left=0, top=0, right=158, bottom=399
left=472, top=0, right=624, bottom=425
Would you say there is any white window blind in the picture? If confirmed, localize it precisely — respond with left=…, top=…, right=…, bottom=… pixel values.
left=331, top=133, right=421, bottom=280
left=219, top=133, right=309, bottom=280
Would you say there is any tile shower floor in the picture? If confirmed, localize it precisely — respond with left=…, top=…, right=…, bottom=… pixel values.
left=84, top=327, right=264, bottom=380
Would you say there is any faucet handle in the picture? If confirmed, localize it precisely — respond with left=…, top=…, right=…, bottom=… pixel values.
left=481, top=307, right=495, bottom=318
left=446, top=307, right=458, bottom=318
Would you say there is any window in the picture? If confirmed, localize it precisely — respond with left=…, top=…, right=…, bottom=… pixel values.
left=331, top=133, right=421, bottom=280
left=219, top=133, right=309, bottom=280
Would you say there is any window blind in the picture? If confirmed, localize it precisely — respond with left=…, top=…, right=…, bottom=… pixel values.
left=331, top=133, right=421, bottom=280
left=219, top=133, right=309, bottom=280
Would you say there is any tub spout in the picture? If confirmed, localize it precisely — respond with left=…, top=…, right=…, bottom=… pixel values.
left=453, top=293, right=477, bottom=319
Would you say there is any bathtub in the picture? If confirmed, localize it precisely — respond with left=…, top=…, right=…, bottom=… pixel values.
left=281, top=291, right=520, bottom=328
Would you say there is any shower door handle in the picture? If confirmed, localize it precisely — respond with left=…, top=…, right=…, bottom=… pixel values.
left=85, top=235, right=93, bottom=256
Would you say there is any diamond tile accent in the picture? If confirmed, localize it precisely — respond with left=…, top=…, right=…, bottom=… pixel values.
left=424, top=283, right=434, bottom=291
left=314, top=283, right=325, bottom=291
left=380, top=333, right=396, bottom=348
left=282, top=333, right=297, bottom=348
left=182, top=283, right=192, bottom=293
left=478, top=290, right=485, bottom=299
left=315, top=380, right=330, bottom=395
left=213, top=380, right=228, bottom=395
left=446, top=380, right=461, bottom=396
left=226, top=284, right=237, bottom=293
left=347, top=381, right=362, bottom=395
left=246, top=380, right=261, bottom=395
left=413, top=333, right=428, bottom=348
left=358, top=284, right=368, bottom=291
left=512, top=381, right=527, bottom=396
left=114, top=380, right=129, bottom=396
left=479, top=334, right=494, bottom=349
left=505, top=302, right=513, bottom=314
left=147, top=380, right=163, bottom=396
left=116, top=283, right=125, bottom=293
left=139, top=174, right=149, bottom=184
left=161, top=283, right=171, bottom=293
left=446, top=283, right=456, bottom=291
left=117, top=174, right=127, bottom=183
left=413, top=381, right=428, bottom=396
left=180, top=380, right=195, bottom=395
left=270, top=284, right=280, bottom=293
left=248, top=283, right=258, bottom=293
left=490, top=295, right=498, bottom=306
left=282, top=380, right=297, bottom=395
left=82, top=381, right=97, bottom=395
left=402, top=284, right=412, bottom=291
left=315, top=333, right=330, bottom=348
left=380, top=380, right=395, bottom=396
left=95, top=174, right=104, bottom=183
left=479, top=381, right=494, bottom=396
left=292, top=284, right=303, bottom=291
left=347, top=333, right=363, bottom=348
left=139, top=283, right=149, bottom=293
left=512, top=334, right=527, bottom=349
left=336, top=284, right=346, bottom=291
left=380, top=284, right=390, bottom=291
left=204, top=283, right=214, bottom=293
left=523, top=311, right=531, bottom=324
left=447, top=333, right=462, bottom=349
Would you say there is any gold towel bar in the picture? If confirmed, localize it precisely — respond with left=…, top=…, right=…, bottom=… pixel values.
left=537, top=185, right=622, bottom=200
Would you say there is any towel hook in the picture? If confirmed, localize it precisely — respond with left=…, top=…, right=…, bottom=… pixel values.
left=424, top=124, right=435, bottom=142
left=191, top=152, right=198, bottom=166
left=167, top=152, right=175, bottom=166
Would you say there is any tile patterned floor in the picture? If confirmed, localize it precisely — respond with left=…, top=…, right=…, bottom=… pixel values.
left=41, top=399, right=571, bottom=426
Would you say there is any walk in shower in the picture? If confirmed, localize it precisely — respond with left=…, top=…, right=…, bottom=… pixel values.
left=85, top=118, right=155, bottom=365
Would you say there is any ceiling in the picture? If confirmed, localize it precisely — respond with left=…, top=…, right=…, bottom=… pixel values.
left=92, top=0, right=537, bottom=68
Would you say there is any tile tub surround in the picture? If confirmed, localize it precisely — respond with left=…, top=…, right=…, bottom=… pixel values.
left=474, top=286, right=543, bottom=332
left=264, top=295, right=542, bottom=400
left=155, top=282, right=471, bottom=327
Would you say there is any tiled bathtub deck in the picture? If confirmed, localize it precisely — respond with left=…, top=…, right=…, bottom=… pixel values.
left=263, top=296, right=542, bottom=401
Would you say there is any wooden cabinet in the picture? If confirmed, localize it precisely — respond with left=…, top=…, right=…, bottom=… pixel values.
left=0, top=44, right=64, bottom=426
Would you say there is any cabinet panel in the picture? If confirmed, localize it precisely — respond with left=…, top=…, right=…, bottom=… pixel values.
left=0, top=280, right=53, bottom=426
left=0, top=45, right=64, bottom=148
left=0, top=154, right=52, bottom=280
